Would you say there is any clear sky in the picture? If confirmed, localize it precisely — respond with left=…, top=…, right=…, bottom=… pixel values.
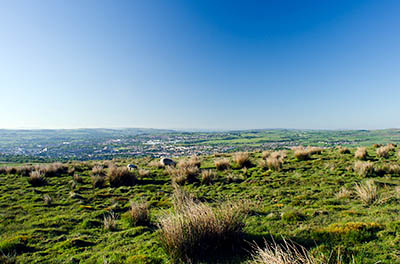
left=1, top=0, right=400, bottom=130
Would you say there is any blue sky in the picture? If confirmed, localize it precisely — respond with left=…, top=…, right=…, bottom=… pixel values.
left=1, top=0, right=400, bottom=130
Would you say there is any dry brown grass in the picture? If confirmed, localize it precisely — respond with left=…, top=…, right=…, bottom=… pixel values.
left=354, top=147, right=367, bottom=160
left=293, top=146, right=311, bottom=161
left=91, top=165, right=105, bottom=176
left=250, top=238, right=319, bottom=264
left=91, top=175, right=105, bottom=188
left=336, top=187, right=352, bottom=199
left=395, top=186, right=400, bottom=198
left=73, top=174, right=83, bottom=183
left=167, top=166, right=199, bottom=185
left=107, top=166, right=137, bottom=187
left=354, top=161, right=374, bottom=177
left=376, top=145, right=394, bottom=158
left=128, top=201, right=150, bottom=226
left=158, top=186, right=246, bottom=261
left=200, top=169, right=217, bottom=184
left=138, top=169, right=151, bottom=179
left=337, top=146, right=350, bottom=154
left=262, top=150, right=271, bottom=159
left=28, top=170, right=46, bottom=186
left=149, top=159, right=165, bottom=168
left=103, top=212, right=117, bottom=231
left=43, top=194, right=53, bottom=205
left=233, top=152, right=252, bottom=168
left=266, top=151, right=286, bottom=171
left=215, top=158, right=231, bottom=171
left=355, top=180, right=378, bottom=205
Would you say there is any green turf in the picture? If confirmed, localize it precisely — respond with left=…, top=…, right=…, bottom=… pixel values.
left=0, top=146, right=399, bottom=263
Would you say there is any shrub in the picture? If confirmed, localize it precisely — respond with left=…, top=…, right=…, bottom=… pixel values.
left=233, top=152, right=252, bottom=168
left=158, top=192, right=246, bottom=262
left=355, top=180, right=378, bottom=205
left=354, top=161, right=374, bottom=177
left=128, top=201, right=150, bottom=226
left=354, top=147, right=367, bottom=160
left=28, top=170, right=46, bottom=186
left=200, top=169, right=217, bottom=184
left=167, top=166, right=199, bottom=185
left=250, top=238, right=318, bottom=264
left=215, top=158, right=231, bottom=171
left=107, top=166, right=137, bottom=187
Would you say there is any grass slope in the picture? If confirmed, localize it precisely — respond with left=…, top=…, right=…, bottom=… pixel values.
left=0, top=146, right=399, bottom=263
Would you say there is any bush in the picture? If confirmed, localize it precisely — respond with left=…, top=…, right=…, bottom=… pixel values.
left=233, top=152, right=252, bottom=168
left=28, top=170, right=46, bottom=186
left=158, top=188, right=246, bottom=262
left=354, top=161, right=374, bottom=177
left=128, top=201, right=150, bottom=226
left=107, top=166, right=137, bottom=187
left=354, top=147, right=367, bottom=160
left=215, top=158, right=231, bottom=171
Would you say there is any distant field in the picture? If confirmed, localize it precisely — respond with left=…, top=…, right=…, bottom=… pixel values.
left=1, top=145, right=399, bottom=263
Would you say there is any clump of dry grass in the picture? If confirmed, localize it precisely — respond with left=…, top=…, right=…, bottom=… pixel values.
left=262, top=150, right=271, bottom=159
left=128, top=201, right=150, bottom=226
left=215, top=158, right=231, bottom=171
left=376, top=145, right=395, bottom=158
left=28, top=170, right=46, bottom=186
left=138, top=169, right=151, bottom=179
left=91, top=175, right=105, bottom=188
left=167, top=166, right=199, bottom=185
left=158, top=187, right=246, bottom=262
left=233, top=152, right=252, bottom=168
left=266, top=151, right=287, bottom=171
left=149, top=159, right=165, bottom=168
left=337, top=146, right=350, bottom=154
left=354, top=161, right=374, bottom=177
left=91, top=165, right=105, bottom=176
left=395, top=186, right=400, bottom=198
left=336, top=187, right=352, bottom=199
left=250, top=238, right=318, bottom=264
left=355, top=180, right=378, bottom=205
left=200, top=169, right=217, bottom=184
left=42, top=162, right=67, bottom=177
left=107, top=165, right=137, bottom=187
left=43, top=194, right=53, bottom=205
left=354, top=147, right=367, bottom=160
left=104, top=212, right=117, bottom=231
left=73, top=174, right=83, bottom=183
left=292, top=146, right=311, bottom=161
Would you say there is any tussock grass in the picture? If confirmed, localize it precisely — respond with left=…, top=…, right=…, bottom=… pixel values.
left=262, top=150, right=271, bottom=159
left=138, top=169, right=150, bottom=179
left=91, top=175, right=105, bottom=188
left=128, top=201, right=150, bottom=226
left=91, top=165, right=105, bottom=176
left=337, top=146, right=351, bottom=154
left=215, top=158, right=231, bottom=171
left=178, top=155, right=201, bottom=169
left=104, top=212, right=117, bottom=231
left=107, top=165, right=137, bottom=187
left=354, top=161, right=374, bottom=177
left=43, top=194, right=52, bottom=205
left=355, top=180, right=378, bottom=205
left=266, top=151, right=286, bottom=171
left=28, top=170, right=46, bottom=186
left=376, top=145, right=395, bottom=158
left=201, top=169, right=217, bottom=184
left=167, top=166, right=199, bottom=185
left=233, top=152, right=252, bottom=168
left=158, top=186, right=246, bottom=261
left=336, top=187, right=352, bottom=199
left=250, top=238, right=318, bottom=264
left=354, top=147, right=367, bottom=160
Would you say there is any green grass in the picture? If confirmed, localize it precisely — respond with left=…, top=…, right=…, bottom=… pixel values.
left=0, top=147, right=399, bottom=263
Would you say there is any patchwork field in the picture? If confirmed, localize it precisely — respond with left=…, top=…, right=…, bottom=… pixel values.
left=1, top=145, right=399, bottom=263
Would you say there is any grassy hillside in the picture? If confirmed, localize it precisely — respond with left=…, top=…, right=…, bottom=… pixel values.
left=1, top=145, right=399, bottom=263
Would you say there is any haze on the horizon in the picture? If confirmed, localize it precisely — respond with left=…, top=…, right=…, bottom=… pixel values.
left=1, top=0, right=400, bottom=130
